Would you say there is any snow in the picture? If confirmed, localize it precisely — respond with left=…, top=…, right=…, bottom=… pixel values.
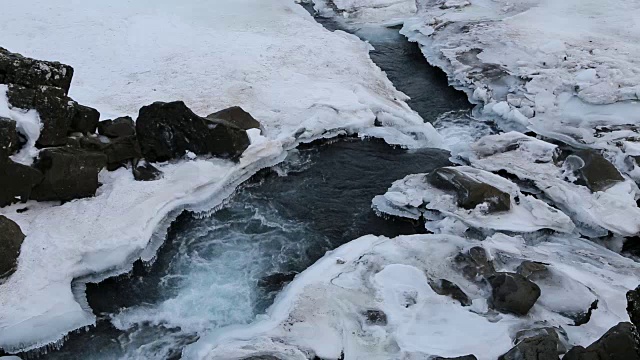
left=0, top=85, right=41, bottom=165
left=185, top=233, right=640, bottom=360
left=0, top=0, right=443, bottom=352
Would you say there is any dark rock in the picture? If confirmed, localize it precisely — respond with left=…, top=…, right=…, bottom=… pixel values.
left=517, top=261, right=549, bottom=280
left=132, top=159, right=163, bottom=181
left=6, top=84, right=74, bottom=147
left=515, top=327, right=568, bottom=355
left=70, top=102, right=100, bottom=135
left=206, top=106, right=261, bottom=131
left=240, top=357, right=281, bottom=360
left=0, top=159, right=44, bottom=207
left=430, top=279, right=472, bottom=306
left=455, top=246, right=496, bottom=282
left=103, top=136, right=141, bottom=170
left=629, top=286, right=640, bottom=328
left=566, top=300, right=598, bottom=326
left=31, top=147, right=107, bottom=202
left=0, top=215, right=26, bottom=279
left=488, top=272, right=541, bottom=316
left=570, top=150, right=624, bottom=192
left=563, top=322, right=640, bottom=360
left=364, top=309, right=387, bottom=326
left=433, top=356, right=478, bottom=360
left=499, top=334, right=560, bottom=360
left=0, top=47, right=74, bottom=93
left=136, top=101, right=250, bottom=162
left=257, top=271, right=297, bottom=293
left=98, top=116, right=136, bottom=138
left=0, top=117, right=20, bottom=158
left=428, top=167, right=511, bottom=213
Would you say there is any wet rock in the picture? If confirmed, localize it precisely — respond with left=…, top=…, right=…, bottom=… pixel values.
left=0, top=117, right=20, bottom=158
left=0, top=215, right=26, bottom=280
left=563, top=322, right=640, bottom=360
left=136, top=101, right=250, bottom=162
left=430, top=278, right=472, bottom=306
left=499, top=334, right=560, bottom=360
left=571, top=150, right=624, bottom=192
left=629, top=286, right=640, bottom=328
left=433, top=356, right=478, bottom=360
left=0, top=46, right=74, bottom=93
left=0, top=159, right=44, bottom=207
left=257, top=271, right=297, bottom=293
left=455, top=246, right=496, bottom=281
left=488, top=272, right=541, bottom=316
left=132, top=159, right=163, bottom=181
left=31, top=147, right=107, bottom=202
left=70, top=102, right=100, bottom=135
left=98, top=116, right=136, bottom=138
left=6, top=84, right=74, bottom=147
left=565, top=299, right=598, bottom=326
left=206, top=106, right=261, bottom=131
left=428, top=167, right=511, bottom=213
left=517, top=261, right=549, bottom=280
left=364, top=309, right=387, bottom=326
left=515, top=327, right=568, bottom=355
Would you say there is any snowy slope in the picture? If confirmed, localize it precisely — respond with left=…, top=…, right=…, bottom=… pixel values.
left=0, top=0, right=442, bottom=352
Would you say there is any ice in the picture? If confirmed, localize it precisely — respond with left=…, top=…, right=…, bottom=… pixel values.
left=185, top=233, right=640, bottom=359
left=0, top=85, right=42, bottom=165
left=0, top=0, right=443, bottom=352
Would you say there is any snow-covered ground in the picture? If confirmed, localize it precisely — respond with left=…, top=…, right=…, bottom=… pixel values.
left=0, top=0, right=443, bottom=352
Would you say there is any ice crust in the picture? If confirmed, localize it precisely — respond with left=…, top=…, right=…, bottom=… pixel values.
left=0, top=0, right=442, bottom=352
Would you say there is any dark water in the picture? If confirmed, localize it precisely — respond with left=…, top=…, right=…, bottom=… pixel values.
left=31, top=8, right=470, bottom=360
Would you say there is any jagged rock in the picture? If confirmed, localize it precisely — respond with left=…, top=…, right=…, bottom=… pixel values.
left=0, top=47, right=74, bottom=93
left=0, top=117, right=20, bottom=158
left=430, top=278, right=472, bottom=306
left=488, top=272, right=541, bottom=316
left=257, top=271, right=297, bottom=293
left=31, top=147, right=107, bottom=202
left=136, top=101, right=250, bottom=162
left=517, top=261, right=549, bottom=280
left=206, top=106, right=261, bottom=131
left=455, top=246, right=496, bottom=282
left=98, top=116, right=136, bottom=138
left=433, top=356, right=478, bottom=360
left=499, top=334, right=560, bottom=360
left=70, top=102, right=100, bottom=135
left=428, top=167, right=511, bottom=213
left=6, top=84, right=74, bottom=147
left=565, top=299, right=599, bottom=326
left=132, top=159, right=163, bottom=181
left=563, top=322, right=640, bottom=360
left=570, top=150, right=624, bottom=192
left=629, top=286, right=640, bottom=328
left=363, top=309, right=387, bottom=326
left=0, top=159, right=44, bottom=207
left=0, top=215, right=26, bottom=280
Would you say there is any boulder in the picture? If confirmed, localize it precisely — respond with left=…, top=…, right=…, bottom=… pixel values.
left=103, top=136, right=142, bottom=171
left=0, top=117, right=20, bottom=158
left=488, top=272, right=541, bottom=316
left=98, top=116, right=136, bottom=138
left=570, top=150, right=624, bottom=192
left=499, top=334, right=560, bottom=360
left=206, top=106, right=261, bottom=131
left=563, top=322, right=640, bottom=360
left=428, top=167, right=511, bottom=213
left=0, top=215, right=26, bottom=279
left=0, top=46, right=74, bottom=93
left=515, top=327, right=568, bottom=355
left=136, top=101, right=250, bottom=162
left=629, top=286, right=640, bottom=328
left=257, top=271, right=298, bottom=293
left=70, top=102, right=100, bottom=135
left=0, top=159, right=44, bottom=207
left=132, top=159, right=163, bottom=181
left=517, top=261, right=549, bottom=280
left=430, top=278, right=471, bottom=306
left=455, top=246, right=496, bottom=282
left=31, top=147, right=107, bottom=202
left=6, top=84, right=74, bottom=147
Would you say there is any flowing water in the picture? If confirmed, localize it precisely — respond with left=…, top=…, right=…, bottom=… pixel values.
left=32, top=9, right=471, bottom=360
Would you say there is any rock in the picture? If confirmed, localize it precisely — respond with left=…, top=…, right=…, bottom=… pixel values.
left=70, top=102, right=100, bottom=135
left=206, top=106, right=261, bottom=131
left=363, top=309, right=387, bottom=326
left=515, top=327, right=568, bottom=355
left=257, top=271, right=297, bottom=293
left=98, top=116, right=136, bottom=138
left=565, top=300, right=598, bottom=326
left=629, top=286, right=640, bottom=328
left=428, top=167, right=511, bottom=213
left=563, top=322, right=640, bottom=360
left=499, top=334, right=560, bottom=360
left=6, top=84, right=74, bottom=147
left=488, top=272, right=541, bottom=316
left=430, top=278, right=472, bottom=306
left=103, top=136, right=142, bottom=171
left=31, top=147, right=107, bottom=202
left=0, top=159, right=44, bottom=207
left=517, top=261, right=549, bottom=280
left=132, top=159, right=163, bottom=181
left=571, top=150, right=624, bottom=192
left=0, top=47, right=74, bottom=93
left=433, top=356, right=478, bottom=360
left=455, top=246, right=496, bottom=282
left=136, top=101, right=250, bottom=162
left=0, top=215, right=26, bottom=279
left=0, top=117, right=20, bottom=158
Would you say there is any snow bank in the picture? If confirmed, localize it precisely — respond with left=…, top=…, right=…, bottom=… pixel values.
left=0, top=86, right=41, bottom=165
left=0, top=0, right=442, bottom=352
left=185, top=233, right=640, bottom=359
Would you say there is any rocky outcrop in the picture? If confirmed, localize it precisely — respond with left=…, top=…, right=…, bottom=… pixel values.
left=31, top=147, right=107, bottom=202
left=0, top=46, right=74, bottom=93
left=70, top=102, right=100, bottom=135
left=0, top=215, right=26, bottom=280
left=499, top=334, right=560, bottom=360
left=488, top=272, right=541, bottom=316
left=0, top=159, right=44, bottom=207
left=206, top=106, right=261, bottom=131
left=98, top=116, right=136, bottom=138
left=429, top=167, right=511, bottom=213
left=136, top=101, right=250, bottom=162
left=563, top=322, right=640, bottom=360
left=0, top=117, right=20, bottom=158
left=629, top=286, right=640, bottom=328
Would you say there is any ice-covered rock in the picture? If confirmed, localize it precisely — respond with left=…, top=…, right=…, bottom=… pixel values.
left=132, top=158, right=163, bottom=182
left=206, top=106, right=261, bottom=131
